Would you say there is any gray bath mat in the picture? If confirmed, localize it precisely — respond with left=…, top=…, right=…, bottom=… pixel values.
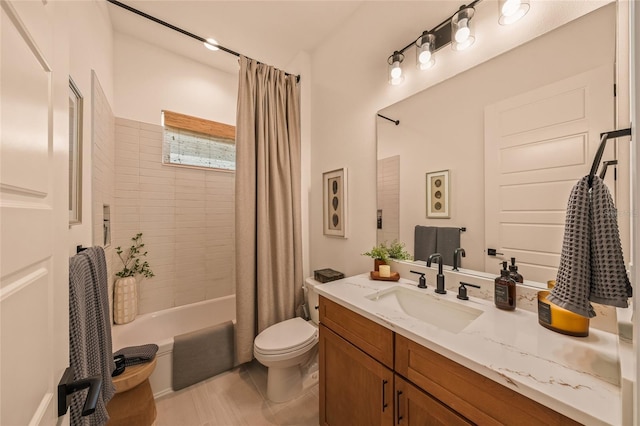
left=172, top=321, right=235, bottom=391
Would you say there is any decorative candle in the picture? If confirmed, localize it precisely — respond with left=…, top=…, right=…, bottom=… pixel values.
left=379, top=264, right=391, bottom=278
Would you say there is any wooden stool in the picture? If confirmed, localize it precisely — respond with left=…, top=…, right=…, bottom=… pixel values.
left=107, top=357, right=157, bottom=426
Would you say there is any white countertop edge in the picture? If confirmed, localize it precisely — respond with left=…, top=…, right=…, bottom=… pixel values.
left=314, top=274, right=622, bottom=426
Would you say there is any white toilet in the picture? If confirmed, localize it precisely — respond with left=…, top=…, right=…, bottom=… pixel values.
left=253, top=277, right=322, bottom=402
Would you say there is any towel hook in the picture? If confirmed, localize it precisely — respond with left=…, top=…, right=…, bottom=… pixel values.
left=589, top=128, right=632, bottom=187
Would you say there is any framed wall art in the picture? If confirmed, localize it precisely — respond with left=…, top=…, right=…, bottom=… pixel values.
left=426, top=170, right=449, bottom=218
left=323, top=168, right=348, bottom=237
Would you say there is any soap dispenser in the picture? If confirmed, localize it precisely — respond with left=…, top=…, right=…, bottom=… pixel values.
left=508, top=257, right=524, bottom=284
left=495, top=261, right=516, bottom=310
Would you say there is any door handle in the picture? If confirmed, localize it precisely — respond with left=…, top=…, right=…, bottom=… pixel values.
left=382, top=379, right=388, bottom=412
left=396, top=390, right=403, bottom=424
left=57, top=367, right=103, bottom=417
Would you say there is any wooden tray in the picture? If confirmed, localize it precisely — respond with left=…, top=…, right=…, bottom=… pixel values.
left=370, top=271, right=400, bottom=281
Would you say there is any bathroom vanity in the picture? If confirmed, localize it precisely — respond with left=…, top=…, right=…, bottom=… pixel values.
left=316, top=274, right=624, bottom=425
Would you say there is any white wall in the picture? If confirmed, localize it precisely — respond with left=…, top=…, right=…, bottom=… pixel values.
left=66, top=1, right=114, bottom=255
left=113, top=32, right=238, bottom=127
left=309, top=0, right=613, bottom=277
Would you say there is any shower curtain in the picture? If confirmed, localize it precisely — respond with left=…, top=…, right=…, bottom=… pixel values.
left=235, top=56, right=303, bottom=364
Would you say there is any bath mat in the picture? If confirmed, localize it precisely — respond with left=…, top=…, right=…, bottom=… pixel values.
left=172, top=321, right=235, bottom=391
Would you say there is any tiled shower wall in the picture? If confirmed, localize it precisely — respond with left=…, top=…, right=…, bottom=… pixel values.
left=113, top=117, right=235, bottom=315
left=377, top=155, right=400, bottom=245
left=91, top=71, right=116, bottom=323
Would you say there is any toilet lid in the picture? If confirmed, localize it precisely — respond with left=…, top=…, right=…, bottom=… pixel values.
left=254, top=317, right=318, bottom=354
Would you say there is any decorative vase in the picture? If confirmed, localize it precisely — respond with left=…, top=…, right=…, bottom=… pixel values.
left=113, top=276, right=138, bottom=324
left=374, top=259, right=387, bottom=272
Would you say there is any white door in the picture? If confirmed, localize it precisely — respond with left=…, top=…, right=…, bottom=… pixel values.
left=1, top=1, right=69, bottom=424
left=485, top=65, right=614, bottom=282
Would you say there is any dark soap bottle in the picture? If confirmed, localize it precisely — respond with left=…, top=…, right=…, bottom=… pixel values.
left=495, top=261, right=516, bottom=310
left=509, top=257, right=524, bottom=284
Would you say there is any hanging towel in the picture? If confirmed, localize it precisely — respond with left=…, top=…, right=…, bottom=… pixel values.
left=414, top=226, right=437, bottom=262
left=547, top=176, right=631, bottom=318
left=69, top=247, right=115, bottom=426
left=114, top=344, right=159, bottom=367
left=436, top=227, right=461, bottom=267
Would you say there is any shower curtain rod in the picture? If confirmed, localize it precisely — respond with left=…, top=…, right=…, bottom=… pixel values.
left=106, top=0, right=301, bottom=83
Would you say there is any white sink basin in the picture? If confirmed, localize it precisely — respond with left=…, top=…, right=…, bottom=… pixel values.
left=365, top=286, right=483, bottom=334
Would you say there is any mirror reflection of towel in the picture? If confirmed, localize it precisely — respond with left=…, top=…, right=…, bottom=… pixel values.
left=436, top=227, right=461, bottom=266
left=414, top=226, right=461, bottom=265
left=414, top=226, right=437, bottom=262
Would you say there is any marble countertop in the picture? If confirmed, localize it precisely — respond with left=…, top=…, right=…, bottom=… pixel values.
left=314, top=274, right=623, bottom=425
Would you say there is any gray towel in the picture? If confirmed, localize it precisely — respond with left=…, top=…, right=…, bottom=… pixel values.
left=414, top=226, right=437, bottom=262
left=548, top=176, right=631, bottom=317
left=436, top=227, right=461, bottom=266
left=172, top=321, right=235, bottom=391
left=69, top=247, right=115, bottom=426
left=114, top=344, right=159, bottom=367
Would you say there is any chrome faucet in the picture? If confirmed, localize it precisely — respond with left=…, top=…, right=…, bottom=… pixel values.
left=427, top=253, right=446, bottom=294
left=452, top=248, right=466, bottom=271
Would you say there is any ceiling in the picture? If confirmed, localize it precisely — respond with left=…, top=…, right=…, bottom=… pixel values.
left=106, top=0, right=367, bottom=75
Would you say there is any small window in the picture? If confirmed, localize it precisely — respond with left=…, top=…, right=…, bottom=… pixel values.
left=162, top=110, right=236, bottom=171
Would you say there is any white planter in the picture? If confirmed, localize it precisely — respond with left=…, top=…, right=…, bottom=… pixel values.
left=113, top=276, right=138, bottom=324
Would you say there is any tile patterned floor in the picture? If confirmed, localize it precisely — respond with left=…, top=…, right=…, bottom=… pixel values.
left=154, top=359, right=319, bottom=426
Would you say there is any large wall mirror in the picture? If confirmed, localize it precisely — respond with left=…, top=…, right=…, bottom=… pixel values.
left=376, top=4, right=625, bottom=288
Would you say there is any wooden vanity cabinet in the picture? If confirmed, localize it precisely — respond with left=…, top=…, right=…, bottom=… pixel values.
left=395, top=335, right=581, bottom=426
left=395, top=375, right=472, bottom=426
left=319, top=296, right=395, bottom=425
left=319, top=296, right=580, bottom=426
left=319, top=325, right=394, bottom=425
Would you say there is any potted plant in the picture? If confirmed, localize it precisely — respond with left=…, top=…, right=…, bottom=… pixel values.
left=362, top=243, right=390, bottom=271
left=113, top=233, right=154, bottom=324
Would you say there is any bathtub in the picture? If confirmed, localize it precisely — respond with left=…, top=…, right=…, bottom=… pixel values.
left=111, top=295, right=236, bottom=398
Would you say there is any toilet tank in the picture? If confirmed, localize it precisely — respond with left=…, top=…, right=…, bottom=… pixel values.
left=303, top=277, right=323, bottom=325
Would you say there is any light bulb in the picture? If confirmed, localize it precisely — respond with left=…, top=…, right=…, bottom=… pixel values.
left=418, top=50, right=432, bottom=64
left=204, top=38, right=219, bottom=51
left=455, top=19, right=470, bottom=43
left=390, top=62, right=402, bottom=79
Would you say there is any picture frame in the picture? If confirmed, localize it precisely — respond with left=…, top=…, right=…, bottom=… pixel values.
left=426, top=170, right=449, bottom=218
left=69, top=77, right=83, bottom=225
left=323, top=168, right=348, bottom=237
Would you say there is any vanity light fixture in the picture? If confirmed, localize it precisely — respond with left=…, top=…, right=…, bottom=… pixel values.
left=451, top=6, right=476, bottom=51
left=498, top=0, right=530, bottom=25
left=388, top=51, right=405, bottom=85
left=387, top=0, right=529, bottom=85
left=203, top=38, right=219, bottom=51
left=415, top=32, right=436, bottom=70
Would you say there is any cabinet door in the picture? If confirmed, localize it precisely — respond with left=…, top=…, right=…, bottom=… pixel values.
left=320, top=324, right=394, bottom=426
left=395, top=375, right=472, bottom=426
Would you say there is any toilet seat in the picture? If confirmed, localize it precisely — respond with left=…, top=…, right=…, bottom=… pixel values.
left=254, top=317, right=318, bottom=356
